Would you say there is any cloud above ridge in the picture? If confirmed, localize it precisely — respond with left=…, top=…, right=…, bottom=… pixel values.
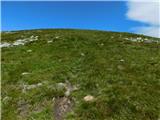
left=126, top=0, right=160, bottom=38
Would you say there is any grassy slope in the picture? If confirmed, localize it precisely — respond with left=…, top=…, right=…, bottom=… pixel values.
left=1, top=29, right=160, bottom=120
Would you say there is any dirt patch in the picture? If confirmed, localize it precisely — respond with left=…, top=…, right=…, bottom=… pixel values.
left=53, top=97, right=74, bottom=120
left=17, top=100, right=30, bottom=119
left=53, top=80, right=77, bottom=120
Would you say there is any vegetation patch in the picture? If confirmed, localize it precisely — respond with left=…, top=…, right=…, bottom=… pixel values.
left=1, top=29, right=160, bottom=120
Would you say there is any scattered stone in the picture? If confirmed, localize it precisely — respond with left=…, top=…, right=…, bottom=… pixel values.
left=55, top=36, right=60, bottom=39
left=47, top=40, right=53, bottom=43
left=83, top=95, right=95, bottom=102
left=64, top=80, right=79, bottom=97
left=0, top=42, right=11, bottom=48
left=1, top=35, right=39, bottom=48
left=72, top=85, right=79, bottom=91
left=57, top=81, right=79, bottom=97
left=144, top=40, right=153, bottom=43
left=124, top=38, right=129, bottom=40
left=24, top=84, right=37, bottom=90
left=144, top=38, right=148, bottom=41
left=30, top=35, right=38, bottom=40
left=120, top=59, right=124, bottom=62
left=13, top=39, right=27, bottom=46
left=58, top=59, right=62, bottom=62
left=124, top=37, right=142, bottom=42
left=65, top=90, right=70, bottom=97
left=136, top=37, right=141, bottom=40
left=96, top=83, right=99, bottom=87
left=81, top=53, right=85, bottom=56
left=52, top=97, right=55, bottom=102
left=37, top=83, right=43, bottom=86
left=30, top=35, right=34, bottom=39
left=111, top=36, right=114, bottom=39
left=21, top=72, right=30, bottom=75
left=124, top=37, right=160, bottom=43
left=100, top=43, right=104, bottom=46
left=26, top=49, right=32, bottom=52
left=57, top=83, right=66, bottom=89
left=22, top=82, right=43, bottom=93
left=28, top=35, right=38, bottom=42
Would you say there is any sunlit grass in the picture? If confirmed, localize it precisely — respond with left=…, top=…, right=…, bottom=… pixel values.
left=1, top=29, right=160, bottom=120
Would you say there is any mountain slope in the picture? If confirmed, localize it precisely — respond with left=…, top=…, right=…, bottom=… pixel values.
left=1, top=29, right=160, bottom=120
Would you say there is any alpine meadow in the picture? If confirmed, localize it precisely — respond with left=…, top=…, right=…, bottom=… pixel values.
left=1, top=29, right=160, bottom=120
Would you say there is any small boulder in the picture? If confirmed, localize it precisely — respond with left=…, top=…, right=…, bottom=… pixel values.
left=83, top=95, right=95, bottom=102
left=21, top=72, right=30, bottom=75
left=57, top=83, right=66, bottom=91
left=27, top=49, right=32, bottom=52
left=47, top=40, right=53, bottom=43
left=120, top=59, right=124, bottom=62
left=80, top=53, right=85, bottom=56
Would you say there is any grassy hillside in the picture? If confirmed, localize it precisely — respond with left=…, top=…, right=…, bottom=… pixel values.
left=1, top=29, right=160, bottom=120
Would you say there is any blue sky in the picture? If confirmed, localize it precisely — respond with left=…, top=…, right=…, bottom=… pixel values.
left=1, top=1, right=159, bottom=37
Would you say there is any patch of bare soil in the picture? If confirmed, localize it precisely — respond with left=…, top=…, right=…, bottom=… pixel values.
left=17, top=100, right=30, bottom=119
left=53, top=97, right=74, bottom=120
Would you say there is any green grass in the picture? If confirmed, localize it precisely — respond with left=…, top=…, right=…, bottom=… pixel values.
left=1, top=29, right=160, bottom=120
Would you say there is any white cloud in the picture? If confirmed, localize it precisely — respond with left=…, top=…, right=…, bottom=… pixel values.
left=127, top=1, right=159, bottom=25
left=126, top=0, right=160, bottom=38
left=133, top=26, right=160, bottom=38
